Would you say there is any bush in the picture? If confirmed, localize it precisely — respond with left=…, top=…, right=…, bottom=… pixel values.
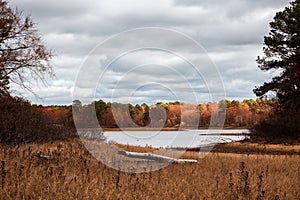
left=0, top=94, right=73, bottom=144
left=251, top=109, right=300, bottom=143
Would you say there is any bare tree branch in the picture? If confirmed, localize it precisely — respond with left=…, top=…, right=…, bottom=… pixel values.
left=0, top=1, right=53, bottom=96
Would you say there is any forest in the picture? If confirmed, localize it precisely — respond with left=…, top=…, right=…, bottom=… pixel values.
left=40, top=98, right=274, bottom=129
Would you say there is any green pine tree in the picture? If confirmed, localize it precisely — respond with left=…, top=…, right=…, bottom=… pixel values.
left=253, top=0, right=300, bottom=139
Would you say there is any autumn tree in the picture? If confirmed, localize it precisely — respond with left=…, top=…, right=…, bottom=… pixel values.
left=0, top=0, right=53, bottom=95
left=253, top=0, right=300, bottom=138
left=0, top=1, right=65, bottom=144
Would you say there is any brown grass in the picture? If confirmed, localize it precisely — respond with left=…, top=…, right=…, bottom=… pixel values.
left=210, top=141, right=300, bottom=155
left=0, top=138, right=299, bottom=199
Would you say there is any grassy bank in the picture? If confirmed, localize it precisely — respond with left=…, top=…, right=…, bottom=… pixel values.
left=116, top=140, right=300, bottom=155
left=0, top=138, right=299, bottom=199
left=101, top=127, right=250, bottom=131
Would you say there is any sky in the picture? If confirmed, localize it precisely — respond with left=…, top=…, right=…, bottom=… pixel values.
left=9, top=0, right=291, bottom=105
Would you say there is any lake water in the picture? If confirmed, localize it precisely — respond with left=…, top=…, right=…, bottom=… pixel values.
left=103, top=129, right=250, bottom=148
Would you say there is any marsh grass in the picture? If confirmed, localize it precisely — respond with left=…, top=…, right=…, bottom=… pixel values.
left=0, top=138, right=299, bottom=199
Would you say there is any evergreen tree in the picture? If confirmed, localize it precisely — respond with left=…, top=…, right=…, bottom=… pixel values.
left=253, top=0, right=300, bottom=138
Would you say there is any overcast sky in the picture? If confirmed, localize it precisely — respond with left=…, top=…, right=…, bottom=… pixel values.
left=9, top=0, right=291, bottom=105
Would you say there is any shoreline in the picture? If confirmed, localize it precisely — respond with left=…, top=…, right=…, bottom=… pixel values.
left=100, top=126, right=250, bottom=132
left=115, top=141, right=300, bottom=156
left=206, top=141, right=300, bottom=155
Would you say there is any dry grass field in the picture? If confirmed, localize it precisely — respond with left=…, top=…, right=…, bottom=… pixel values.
left=0, top=138, right=299, bottom=200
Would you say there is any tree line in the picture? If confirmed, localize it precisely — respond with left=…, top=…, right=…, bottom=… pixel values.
left=40, top=99, right=274, bottom=129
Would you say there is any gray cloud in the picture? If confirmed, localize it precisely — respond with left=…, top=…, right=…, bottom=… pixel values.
left=8, top=0, right=291, bottom=105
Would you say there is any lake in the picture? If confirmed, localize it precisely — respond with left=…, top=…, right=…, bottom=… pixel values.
left=103, top=129, right=250, bottom=148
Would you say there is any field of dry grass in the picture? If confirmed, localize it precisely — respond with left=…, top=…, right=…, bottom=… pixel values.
left=0, top=138, right=299, bottom=199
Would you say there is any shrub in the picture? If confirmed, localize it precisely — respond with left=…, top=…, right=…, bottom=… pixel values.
left=0, top=94, right=73, bottom=144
